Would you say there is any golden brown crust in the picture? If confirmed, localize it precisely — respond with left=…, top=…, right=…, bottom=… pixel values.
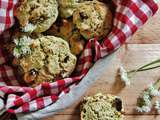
left=73, top=1, right=113, bottom=39
left=15, top=0, right=58, bottom=33
left=47, top=19, right=74, bottom=40
left=47, top=19, right=85, bottom=55
left=69, top=31, right=85, bottom=55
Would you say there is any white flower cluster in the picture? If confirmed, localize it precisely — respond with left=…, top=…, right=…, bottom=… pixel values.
left=136, top=106, right=151, bottom=113
left=22, top=23, right=36, bottom=33
left=13, top=36, right=33, bottom=58
left=119, top=65, right=130, bottom=86
left=155, top=100, right=160, bottom=113
left=136, top=91, right=152, bottom=112
left=136, top=83, right=160, bottom=113
left=148, top=84, right=160, bottom=97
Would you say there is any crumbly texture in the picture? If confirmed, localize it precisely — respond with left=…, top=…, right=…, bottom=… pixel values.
left=73, top=1, right=113, bottom=39
left=58, top=0, right=84, bottom=18
left=15, top=0, right=58, bottom=33
left=81, top=93, right=123, bottom=120
left=13, top=36, right=77, bottom=86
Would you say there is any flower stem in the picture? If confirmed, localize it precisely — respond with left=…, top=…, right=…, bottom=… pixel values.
left=127, top=59, right=160, bottom=74
left=154, top=79, right=160, bottom=90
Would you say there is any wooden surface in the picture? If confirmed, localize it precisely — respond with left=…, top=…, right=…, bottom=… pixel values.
left=44, top=4, right=160, bottom=120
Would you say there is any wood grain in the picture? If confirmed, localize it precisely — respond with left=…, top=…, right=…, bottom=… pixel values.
left=44, top=3, right=160, bottom=120
left=45, top=115, right=160, bottom=120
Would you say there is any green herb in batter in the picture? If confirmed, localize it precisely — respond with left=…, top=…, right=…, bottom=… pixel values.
left=13, top=36, right=33, bottom=58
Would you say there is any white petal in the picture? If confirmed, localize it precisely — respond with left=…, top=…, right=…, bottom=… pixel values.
left=119, top=66, right=130, bottom=86
left=22, top=23, right=36, bottom=33
left=142, top=106, right=151, bottom=112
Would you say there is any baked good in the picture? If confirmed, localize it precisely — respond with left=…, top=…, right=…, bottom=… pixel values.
left=73, top=1, right=113, bottom=39
left=47, top=19, right=85, bottom=55
left=13, top=35, right=77, bottom=86
left=15, top=0, right=58, bottom=33
left=1, top=28, right=42, bottom=55
left=69, top=31, right=85, bottom=55
left=81, top=93, right=123, bottom=120
left=46, top=19, right=74, bottom=40
left=58, top=0, right=83, bottom=18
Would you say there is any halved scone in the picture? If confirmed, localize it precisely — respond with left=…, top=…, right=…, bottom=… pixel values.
left=81, top=93, right=124, bottom=120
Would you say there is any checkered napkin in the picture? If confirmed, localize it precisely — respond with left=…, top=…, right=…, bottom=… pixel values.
left=0, top=0, right=158, bottom=115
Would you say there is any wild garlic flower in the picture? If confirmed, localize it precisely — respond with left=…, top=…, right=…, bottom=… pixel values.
left=22, top=23, right=36, bottom=33
left=136, top=106, right=151, bottom=113
left=136, top=78, right=160, bottom=113
left=136, top=91, right=152, bottom=113
left=148, top=84, right=160, bottom=97
left=119, top=65, right=130, bottom=86
left=118, top=59, right=160, bottom=86
left=155, top=100, right=160, bottom=113
left=13, top=36, right=33, bottom=58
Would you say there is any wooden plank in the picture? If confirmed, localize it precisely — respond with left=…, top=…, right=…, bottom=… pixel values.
left=127, top=4, right=160, bottom=44
left=44, top=44, right=160, bottom=119
left=44, top=115, right=160, bottom=120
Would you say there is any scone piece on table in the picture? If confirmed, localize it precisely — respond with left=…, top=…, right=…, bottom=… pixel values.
left=15, top=0, right=58, bottom=33
left=81, top=93, right=124, bottom=120
left=13, top=36, right=77, bottom=86
left=73, top=1, right=113, bottom=39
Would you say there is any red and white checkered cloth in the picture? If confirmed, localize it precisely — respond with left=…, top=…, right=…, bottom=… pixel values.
left=0, top=0, right=159, bottom=114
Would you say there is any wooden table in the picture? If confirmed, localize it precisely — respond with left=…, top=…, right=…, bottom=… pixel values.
left=44, top=4, right=160, bottom=120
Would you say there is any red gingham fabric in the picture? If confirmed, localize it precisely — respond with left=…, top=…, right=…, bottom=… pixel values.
left=0, top=0, right=17, bottom=34
left=0, top=0, right=159, bottom=114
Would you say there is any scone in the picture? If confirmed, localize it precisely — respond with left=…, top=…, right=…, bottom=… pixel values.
left=69, top=31, right=85, bottom=55
left=46, top=19, right=74, bottom=40
left=73, top=1, right=113, bottom=39
left=58, top=0, right=83, bottom=18
left=13, top=35, right=77, bottom=86
left=15, top=0, right=58, bottom=33
left=47, top=19, right=85, bottom=55
left=81, top=93, right=124, bottom=120
left=2, top=29, right=42, bottom=55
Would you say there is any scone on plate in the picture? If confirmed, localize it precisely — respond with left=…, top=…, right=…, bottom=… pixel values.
left=12, top=35, right=77, bottom=86
left=58, top=0, right=83, bottom=18
left=81, top=93, right=124, bottom=120
left=73, top=1, right=113, bottom=39
left=15, top=0, right=58, bottom=33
